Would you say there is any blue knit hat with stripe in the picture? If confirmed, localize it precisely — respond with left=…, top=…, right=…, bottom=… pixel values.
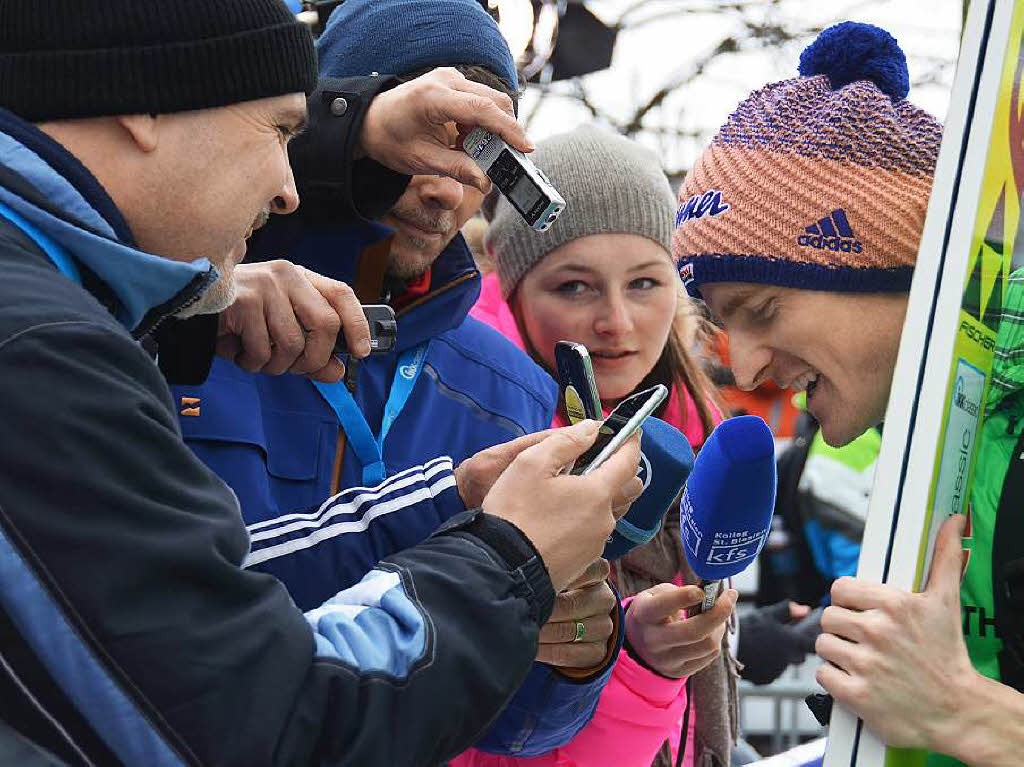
left=316, top=0, right=518, bottom=90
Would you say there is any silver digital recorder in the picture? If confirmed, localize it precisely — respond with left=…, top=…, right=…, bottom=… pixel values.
left=463, top=127, right=565, bottom=232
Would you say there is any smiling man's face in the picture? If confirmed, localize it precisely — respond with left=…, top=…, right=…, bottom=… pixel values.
left=701, top=281, right=909, bottom=446
left=131, top=93, right=307, bottom=315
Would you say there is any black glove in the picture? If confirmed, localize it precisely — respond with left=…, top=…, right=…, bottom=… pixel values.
left=738, top=601, right=822, bottom=685
left=805, top=692, right=834, bottom=726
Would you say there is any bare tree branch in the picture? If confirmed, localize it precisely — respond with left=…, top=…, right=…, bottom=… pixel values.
left=621, top=36, right=738, bottom=135
left=617, top=0, right=759, bottom=27
left=570, top=78, right=606, bottom=123
left=524, top=0, right=960, bottom=177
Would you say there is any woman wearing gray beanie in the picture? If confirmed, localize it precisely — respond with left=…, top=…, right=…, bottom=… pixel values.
left=469, top=125, right=738, bottom=767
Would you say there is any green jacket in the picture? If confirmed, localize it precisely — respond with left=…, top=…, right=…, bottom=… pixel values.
left=930, top=268, right=1024, bottom=767
left=961, top=268, right=1024, bottom=683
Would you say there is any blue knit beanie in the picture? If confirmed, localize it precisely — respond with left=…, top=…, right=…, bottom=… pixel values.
left=317, top=0, right=518, bottom=90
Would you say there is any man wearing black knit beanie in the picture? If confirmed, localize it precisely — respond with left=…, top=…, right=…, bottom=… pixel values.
left=0, top=2, right=642, bottom=765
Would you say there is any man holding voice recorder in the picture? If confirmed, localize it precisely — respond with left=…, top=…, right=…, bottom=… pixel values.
left=0, top=2, right=644, bottom=765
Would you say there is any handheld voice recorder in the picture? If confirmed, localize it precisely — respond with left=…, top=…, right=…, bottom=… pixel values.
left=555, top=341, right=602, bottom=425
left=571, top=384, right=668, bottom=476
left=332, top=304, right=398, bottom=357
left=462, top=127, right=565, bottom=232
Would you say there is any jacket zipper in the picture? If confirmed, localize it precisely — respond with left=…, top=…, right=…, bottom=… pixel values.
left=135, top=267, right=219, bottom=341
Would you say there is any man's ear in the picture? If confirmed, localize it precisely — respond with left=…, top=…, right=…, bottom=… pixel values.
left=115, top=114, right=159, bottom=153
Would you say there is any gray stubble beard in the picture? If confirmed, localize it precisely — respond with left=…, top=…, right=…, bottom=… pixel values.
left=176, top=269, right=237, bottom=318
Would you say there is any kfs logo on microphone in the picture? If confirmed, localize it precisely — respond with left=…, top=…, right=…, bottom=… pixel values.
left=707, top=528, right=768, bottom=565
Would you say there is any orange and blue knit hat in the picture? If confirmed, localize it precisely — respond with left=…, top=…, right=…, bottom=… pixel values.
left=673, top=22, right=943, bottom=299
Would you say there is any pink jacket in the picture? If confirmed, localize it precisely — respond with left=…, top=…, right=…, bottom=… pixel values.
left=451, top=273, right=713, bottom=767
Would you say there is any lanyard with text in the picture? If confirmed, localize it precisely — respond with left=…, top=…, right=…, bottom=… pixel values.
left=314, top=342, right=427, bottom=486
left=0, top=200, right=82, bottom=284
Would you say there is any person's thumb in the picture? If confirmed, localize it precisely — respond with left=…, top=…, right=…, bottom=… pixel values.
left=306, top=357, right=346, bottom=384
left=588, top=430, right=642, bottom=492
left=497, top=429, right=555, bottom=463
left=924, top=514, right=967, bottom=601
left=520, top=420, right=600, bottom=475
left=789, top=602, right=811, bottom=621
left=631, top=584, right=705, bottom=624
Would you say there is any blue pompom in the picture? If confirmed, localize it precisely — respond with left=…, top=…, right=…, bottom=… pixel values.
left=798, top=22, right=909, bottom=101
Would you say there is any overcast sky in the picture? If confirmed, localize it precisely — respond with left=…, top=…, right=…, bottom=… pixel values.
left=518, top=0, right=962, bottom=172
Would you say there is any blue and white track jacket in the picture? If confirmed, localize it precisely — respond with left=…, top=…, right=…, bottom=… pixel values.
left=173, top=221, right=621, bottom=757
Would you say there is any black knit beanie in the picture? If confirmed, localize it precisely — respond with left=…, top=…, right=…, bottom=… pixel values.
left=0, top=0, right=317, bottom=121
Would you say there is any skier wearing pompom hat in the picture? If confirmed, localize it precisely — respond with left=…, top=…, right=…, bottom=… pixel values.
left=676, top=22, right=1024, bottom=763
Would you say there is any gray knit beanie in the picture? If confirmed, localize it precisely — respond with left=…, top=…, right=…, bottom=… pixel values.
left=485, top=125, right=676, bottom=298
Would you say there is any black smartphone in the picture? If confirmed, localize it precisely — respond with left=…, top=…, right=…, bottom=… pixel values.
left=333, top=304, right=398, bottom=357
left=554, top=341, right=602, bottom=424
left=571, top=384, right=668, bottom=476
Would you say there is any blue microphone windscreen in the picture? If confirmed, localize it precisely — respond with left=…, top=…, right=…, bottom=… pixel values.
left=716, top=415, right=776, bottom=463
left=603, top=416, right=694, bottom=561
left=680, top=416, right=777, bottom=581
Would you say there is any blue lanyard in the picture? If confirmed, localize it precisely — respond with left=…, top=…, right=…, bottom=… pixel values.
left=314, top=342, right=428, bottom=486
left=0, top=200, right=82, bottom=284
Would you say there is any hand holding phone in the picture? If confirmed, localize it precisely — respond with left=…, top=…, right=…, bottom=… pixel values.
left=481, top=420, right=641, bottom=592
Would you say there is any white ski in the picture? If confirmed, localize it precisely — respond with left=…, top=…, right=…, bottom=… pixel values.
left=825, top=1, right=1018, bottom=765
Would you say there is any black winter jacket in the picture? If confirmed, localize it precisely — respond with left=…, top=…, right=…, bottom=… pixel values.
left=0, top=88, right=552, bottom=766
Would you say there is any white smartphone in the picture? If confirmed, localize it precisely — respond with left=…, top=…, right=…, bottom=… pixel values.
left=571, top=384, right=668, bottom=476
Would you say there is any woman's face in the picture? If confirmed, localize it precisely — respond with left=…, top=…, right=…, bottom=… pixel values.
left=514, top=233, right=679, bottom=402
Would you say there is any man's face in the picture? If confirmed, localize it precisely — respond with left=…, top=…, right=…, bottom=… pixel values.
left=131, top=93, right=307, bottom=314
left=701, top=282, right=909, bottom=447
left=380, top=172, right=485, bottom=280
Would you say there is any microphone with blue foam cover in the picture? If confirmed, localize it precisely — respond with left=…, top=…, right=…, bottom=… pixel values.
left=680, top=415, right=777, bottom=612
left=602, top=416, right=694, bottom=561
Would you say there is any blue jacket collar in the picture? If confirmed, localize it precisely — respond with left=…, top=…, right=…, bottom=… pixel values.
left=253, top=218, right=481, bottom=352
left=0, top=109, right=215, bottom=335
left=390, top=233, right=481, bottom=351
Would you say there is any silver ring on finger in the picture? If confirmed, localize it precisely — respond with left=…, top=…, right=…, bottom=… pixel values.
left=572, top=621, right=586, bottom=643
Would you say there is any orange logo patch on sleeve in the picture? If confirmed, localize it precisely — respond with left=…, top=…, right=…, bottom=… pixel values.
left=180, top=397, right=201, bottom=417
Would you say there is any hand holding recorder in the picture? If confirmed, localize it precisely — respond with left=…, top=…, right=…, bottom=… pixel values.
left=360, top=67, right=532, bottom=193
left=626, top=582, right=736, bottom=679
left=456, top=428, right=640, bottom=532
left=554, top=341, right=696, bottom=561
left=217, top=261, right=373, bottom=384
